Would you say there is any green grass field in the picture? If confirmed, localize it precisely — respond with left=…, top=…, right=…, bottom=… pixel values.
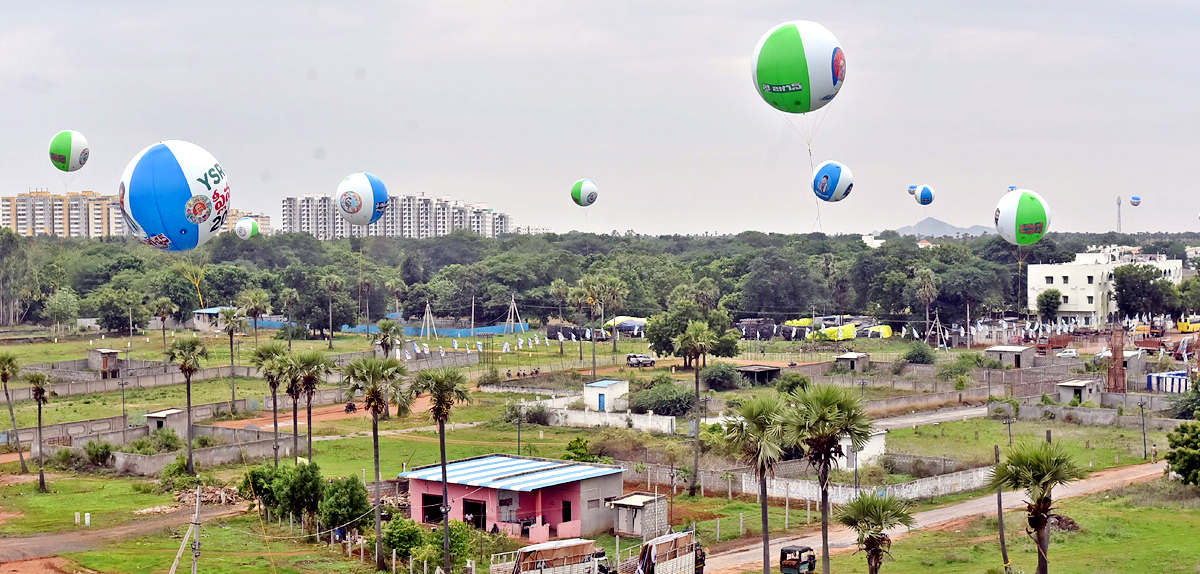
left=0, top=475, right=171, bottom=535
left=310, top=392, right=535, bottom=437
left=886, top=417, right=1172, bottom=471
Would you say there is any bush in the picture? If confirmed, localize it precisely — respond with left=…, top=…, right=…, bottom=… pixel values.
left=953, top=375, right=970, bottom=390
left=123, top=429, right=185, bottom=455
left=319, top=476, right=372, bottom=531
left=988, top=396, right=1020, bottom=418
left=273, top=462, right=323, bottom=521
left=1080, top=400, right=1099, bottom=408
left=160, top=455, right=200, bottom=492
left=1068, top=396, right=1081, bottom=407
left=46, top=448, right=87, bottom=472
left=274, top=324, right=314, bottom=341
left=566, top=399, right=586, bottom=411
left=504, top=402, right=552, bottom=425
left=240, top=464, right=280, bottom=511
left=936, top=362, right=971, bottom=381
left=630, top=382, right=694, bottom=416
left=562, top=437, right=613, bottom=463
left=1040, top=393, right=1056, bottom=406
left=825, top=363, right=851, bottom=376
left=193, top=435, right=225, bottom=449
left=776, top=372, right=810, bottom=394
left=383, top=517, right=426, bottom=559
left=890, top=359, right=908, bottom=375
left=700, top=362, right=748, bottom=391
left=84, top=440, right=113, bottom=466
left=476, top=366, right=503, bottom=386
left=903, top=342, right=936, bottom=365
left=627, top=374, right=650, bottom=393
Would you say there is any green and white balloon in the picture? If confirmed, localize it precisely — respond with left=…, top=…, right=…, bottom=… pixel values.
left=994, top=188, right=1051, bottom=246
left=49, top=130, right=89, bottom=172
left=571, top=179, right=597, bottom=207
left=234, top=217, right=259, bottom=240
left=752, top=20, right=846, bottom=114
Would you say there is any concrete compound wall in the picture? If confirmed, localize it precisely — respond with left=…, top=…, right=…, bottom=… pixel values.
left=991, top=401, right=1186, bottom=432
left=1099, top=392, right=1175, bottom=412
left=864, top=387, right=993, bottom=417
left=4, top=414, right=128, bottom=447
left=547, top=408, right=676, bottom=434
left=478, top=385, right=582, bottom=397
left=109, top=436, right=294, bottom=476
left=0, top=365, right=258, bottom=405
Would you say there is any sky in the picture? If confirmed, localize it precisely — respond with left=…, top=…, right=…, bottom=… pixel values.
left=2, top=1, right=1197, bottom=237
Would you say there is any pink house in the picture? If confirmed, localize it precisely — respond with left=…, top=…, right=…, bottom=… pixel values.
left=401, top=455, right=624, bottom=543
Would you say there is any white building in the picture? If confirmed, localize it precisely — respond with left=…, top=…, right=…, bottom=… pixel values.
left=280, top=193, right=513, bottom=240
left=860, top=234, right=886, bottom=249
left=1028, top=248, right=1183, bottom=326
left=513, top=224, right=553, bottom=235
left=1, top=190, right=127, bottom=238
left=583, top=379, right=629, bottom=412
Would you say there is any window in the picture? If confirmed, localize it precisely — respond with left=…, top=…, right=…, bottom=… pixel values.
left=1062, top=276, right=1069, bottom=285
left=1087, top=296, right=1094, bottom=304
left=1087, top=275, right=1094, bottom=284
left=1045, top=276, right=1054, bottom=284
left=1062, top=296, right=1069, bottom=304
left=588, top=499, right=601, bottom=509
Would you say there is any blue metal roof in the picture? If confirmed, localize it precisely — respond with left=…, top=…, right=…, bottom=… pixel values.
left=193, top=306, right=235, bottom=314
left=400, top=455, right=623, bottom=492
left=585, top=379, right=624, bottom=388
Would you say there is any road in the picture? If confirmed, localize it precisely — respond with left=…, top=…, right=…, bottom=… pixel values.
left=873, top=405, right=988, bottom=430
left=705, top=461, right=1166, bottom=574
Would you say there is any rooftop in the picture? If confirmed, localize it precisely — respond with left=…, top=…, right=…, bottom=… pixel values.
left=735, top=365, right=780, bottom=373
left=985, top=345, right=1033, bottom=353
left=835, top=352, right=869, bottom=359
left=400, top=455, right=623, bottom=492
left=585, top=379, right=625, bottom=388
left=146, top=408, right=184, bottom=417
left=1056, top=380, right=1094, bottom=388
left=193, top=306, right=235, bottom=314
left=611, top=492, right=663, bottom=508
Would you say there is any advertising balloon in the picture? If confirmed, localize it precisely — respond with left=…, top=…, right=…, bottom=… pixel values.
left=234, top=217, right=259, bottom=240
left=336, top=173, right=388, bottom=226
left=994, top=188, right=1051, bottom=246
left=571, top=179, right=597, bottom=207
left=908, top=185, right=917, bottom=196
left=752, top=21, right=845, bottom=114
left=119, top=141, right=230, bottom=252
left=913, top=185, right=935, bottom=206
left=1130, top=196, right=1141, bottom=207
left=49, top=130, right=89, bottom=172
left=811, top=161, right=853, bottom=202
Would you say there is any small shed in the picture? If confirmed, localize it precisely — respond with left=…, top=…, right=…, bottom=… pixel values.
left=584, top=379, right=628, bottom=412
left=985, top=345, right=1035, bottom=369
left=834, top=352, right=870, bottom=373
left=837, top=429, right=887, bottom=470
left=87, top=348, right=121, bottom=379
left=145, top=408, right=188, bottom=436
left=1147, top=370, right=1191, bottom=393
left=191, top=306, right=235, bottom=332
left=734, top=365, right=781, bottom=385
left=610, top=492, right=667, bottom=539
left=1056, top=380, right=1104, bottom=405
left=1120, top=349, right=1146, bottom=375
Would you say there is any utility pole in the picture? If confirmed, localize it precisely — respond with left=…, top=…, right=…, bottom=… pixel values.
left=995, top=445, right=1010, bottom=574
left=1004, top=417, right=1014, bottom=446
left=1139, top=401, right=1147, bottom=460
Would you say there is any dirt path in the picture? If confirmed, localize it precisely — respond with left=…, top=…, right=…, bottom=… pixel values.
left=0, top=504, right=249, bottom=563
left=214, top=395, right=441, bottom=430
left=704, top=461, right=1168, bottom=574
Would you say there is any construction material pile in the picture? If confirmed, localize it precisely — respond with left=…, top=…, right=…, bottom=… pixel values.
left=173, top=486, right=243, bottom=506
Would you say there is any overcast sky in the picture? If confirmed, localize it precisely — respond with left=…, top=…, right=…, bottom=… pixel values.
left=3, top=1, right=1197, bottom=236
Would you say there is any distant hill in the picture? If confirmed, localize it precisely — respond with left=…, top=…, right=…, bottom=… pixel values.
left=886, top=218, right=993, bottom=238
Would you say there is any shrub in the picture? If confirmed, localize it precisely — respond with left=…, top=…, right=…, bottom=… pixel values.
left=476, top=366, right=503, bottom=386
left=630, top=382, right=694, bottom=417
left=953, top=375, right=970, bottom=391
left=776, top=372, right=810, bottom=394
left=160, top=455, right=200, bottom=492
left=84, top=440, right=113, bottom=466
left=273, top=461, right=323, bottom=521
left=700, top=362, right=748, bottom=390
left=566, top=399, right=586, bottom=411
left=903, top=342, right=936, bottom=365
left=47, top=448, right=87, bottom=472
left=1040, top=393, right=1056, bottom=406
left=319, top=476, right=371, bottom=531
left=1080, top=400, right=1099, bottom=409
left=274, top=324, right=313, bottom=341
left=562, top=436, right=613, bottom=463
left=988, top=396, right=1020, bottom=418
left=122, top=428, right=186, bottom=455
left=382, top=517, right=426, bottom=559
left=239, top=464, right=280, bottom=511
left=504, top=402, right=552, bottom=425
left=825, top=363, right=851, bottom=376
left=193, top=435, right=225, bottom=449
left=1068, top=396, right=1081, bottom=407
left=627, top=374, right=650, bottom=393
left=890, top=359, right=908, bottom=375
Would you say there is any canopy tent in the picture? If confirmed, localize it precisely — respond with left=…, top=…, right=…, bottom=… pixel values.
left=509, top=539, right=597, bottom=574
left=865, top=325, right=893, bottom=338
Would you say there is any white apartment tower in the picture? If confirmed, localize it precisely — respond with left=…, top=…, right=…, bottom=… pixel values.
left=280, top=192, right=512, bottom=240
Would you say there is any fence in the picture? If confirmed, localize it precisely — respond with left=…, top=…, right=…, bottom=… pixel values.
left=0, top=365, right=258, bottom=405
left=863, top=387, right=993, bottom=417
left=547, top=408, right=676, bottom=434
left=997, top=402, right=1187, bottom=432
left=4, top=414, right=128, bottom=447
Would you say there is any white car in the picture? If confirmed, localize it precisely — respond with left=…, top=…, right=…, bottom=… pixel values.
left=1056, top=349, right=1079, bottom=358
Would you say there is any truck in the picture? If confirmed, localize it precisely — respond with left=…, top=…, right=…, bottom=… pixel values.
left=1035, top=334, right=1071, bottom=354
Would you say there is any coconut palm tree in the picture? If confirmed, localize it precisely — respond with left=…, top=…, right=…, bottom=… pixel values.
left=548, top=278, right=569, bottom=322
left=292, top=349, right=334, bottom=459
left=834, top=492, right=916, bottom=574
left=321, top=274, right=345, bottom=350
left=219, top=307, right=247, bottom=414
left=673, top=320, right=718, bottom=497
left=166, top=338, right=208, bottom=475
left=341, top=356, right=408, bottom=570
left=912, top=268, right=939, bottom=344
left=150, top=297, right=178, bottom=349
left=249, top=342, right=288, bottom=467
left=987, top=441, right=1086, bottom=574
left=384, top=273, right=406, bottom=321
left=237, top=288, right=272, bottom=346
left=26, top=373, right=52, bottom=492
left=281, top=287, right=300, bottom=351
left=722, top=393, right=787, bottom=574
left=575, top=274, right=625, bottom=377
left=0, top=352, right=27, bottom=474
left=784, top=384, right=873, bottom=574
left=373, top=319, right=404, bottom=360
left=407, top=368, right=472, bottom=574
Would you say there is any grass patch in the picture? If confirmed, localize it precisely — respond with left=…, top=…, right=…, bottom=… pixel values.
left=0, top=475, right=171, bottom=535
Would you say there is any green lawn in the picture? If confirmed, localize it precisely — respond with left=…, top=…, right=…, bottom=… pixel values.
left=66, top=515, right=379, bottom=574
left=0, top=475, right=171, bottom=535
left=0, top=330, right=378, bottom=365
left=886, top=417, right=1172, bottom=471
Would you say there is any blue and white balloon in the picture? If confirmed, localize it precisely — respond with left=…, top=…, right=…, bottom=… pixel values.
left=336, top=172, right=389, bottom=226
left=913, top=185, right=935, bottom=206
left=811, top=160, right=853, bottom=202
left=1130, top=196, right=1141, bottom=207
left=119, top=141, right=230, bottom=252
left=907, top=185, right=917, bottom=196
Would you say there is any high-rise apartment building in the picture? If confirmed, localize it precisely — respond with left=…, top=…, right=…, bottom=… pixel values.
left=1, top=190, right=127, bottom=238
left=280, top=192, right=513, bottom=240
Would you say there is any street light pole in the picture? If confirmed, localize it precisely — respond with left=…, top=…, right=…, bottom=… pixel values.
left=1004, top=417, right=1015, bottom=447
left=1139, top=401, right=1147, bottom=460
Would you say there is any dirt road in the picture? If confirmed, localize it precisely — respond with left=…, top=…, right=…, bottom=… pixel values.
left=213, top=394, right=437, bottom=430
left=704, top=461, right=1167, bottom=574
left=0, top=504, right=249, bottom=563
left=874, top=406, right=989, bottom=430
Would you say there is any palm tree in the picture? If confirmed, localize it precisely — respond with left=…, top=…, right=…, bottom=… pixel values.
left=249, top=342, right=288, bottom=467
left=673, top=320, right=717, bottom=497
left=321, top=274, right=345, bottom=350
left=987, top=441, right=1086, bottom=574
left=283, top=354, right=302, bottom=465
left=784, top=384, right=873, bottom=574
left=219, top=307, right=248, bottom=414
left=722, top=393, right=786, bottom=574
left=834, top=492, right=916, bottom=574
left=575, top=274, right=625, bottom=377
left=548, top=278, right=569, bottom=321
left=374, top=319, right=404, bottom=360
left=27, top=373, right=52, bottom=492
left=292, top=349, right=334, bottom=459
left=913, top=268, right=939, bottom=344
left=166, top=338, right=209, bottom=474
left=599, top=276, right=629, bottom=353
left=150, top=297, right=179, bottom=349
left=0, top=352, right=27, bottom=474
left=281, top=287, right=300, bottom=351
left=384, top=273, right=406, bottom=320
left=407, top=368, right=472, bottom=574
left=238, top=288, right=272, bottom=346
left=342, top=356, right=408, bottom=570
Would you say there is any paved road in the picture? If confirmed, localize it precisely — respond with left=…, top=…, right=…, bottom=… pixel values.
left=873, top=406, right=989, bottom=430
left=705, top=461, right=1166, bottom=574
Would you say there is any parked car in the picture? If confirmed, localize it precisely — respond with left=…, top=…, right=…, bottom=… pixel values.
left=626, top=353, right=656, bottom=367
left=1056, top=348, right=1079, bottom=358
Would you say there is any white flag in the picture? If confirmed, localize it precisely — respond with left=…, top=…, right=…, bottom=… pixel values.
left=585, top=328, right=592, bottom=340
left=517, top=338, right=524, bottom=350
left=422, top=343, right=430, bottom=354
left=453, top=339, right=459, bottom=350
left=476, top=341, right=483, bottom=352
left=439, top=346, right=445, bottom=357
left=571, top=332, right=577, bottom=341
left=404, top=350, right=411, bottom=361
left=502, top=342, right=511, bottom=353
left=534, top=334, right=540, bottom=345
